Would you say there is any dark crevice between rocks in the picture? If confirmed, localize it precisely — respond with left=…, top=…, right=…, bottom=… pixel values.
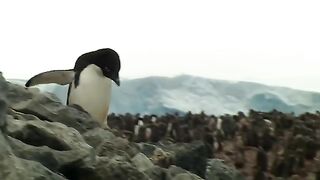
left=8, top=124, right=71, bottom=151
left=59, top=160, right=96, bottom=180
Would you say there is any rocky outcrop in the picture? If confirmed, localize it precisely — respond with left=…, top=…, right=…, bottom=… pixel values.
left=132, top=153, right=155, bottom=172
left=206, top=159, right=245, bottom=180
left=0, top=73, right=244, bottom=180
left=166, top=166, right=203, bottom=180
left=0, top=72, right=8, bottom=130
left=6, top=118, right=94, bottom=173
left=83, top=127, right=116, bottom=148
left=6, top=83, right=99, bottom=133
left=138, top=141, right=209, bottom=178
left=0, top=73, right=66, bottom=180
left=161, top=141, right=209, bottom=178
left=0, top=134, right=66, bottom=180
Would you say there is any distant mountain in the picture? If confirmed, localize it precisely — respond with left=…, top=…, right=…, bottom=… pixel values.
left=9, top=75, right=320, bottom=115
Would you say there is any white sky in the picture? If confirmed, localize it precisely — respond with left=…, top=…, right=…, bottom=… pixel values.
left=1, top=0, right=320, bottom=92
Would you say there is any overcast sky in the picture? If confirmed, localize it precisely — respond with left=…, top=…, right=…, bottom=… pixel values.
left=1, top=0, right=319, bottom=92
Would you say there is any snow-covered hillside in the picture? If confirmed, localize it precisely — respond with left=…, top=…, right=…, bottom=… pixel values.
left=9, top=75, right=320, bottom=115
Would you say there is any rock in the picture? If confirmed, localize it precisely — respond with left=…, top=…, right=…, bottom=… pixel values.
left=52, top=105, right=99, bottom=133
left=97, top=157, right=150, bottom=180
left=137, top=143, right=172, bottom=168
left=8, top=108, right=42, bottom=121
left=138, top=143, right=158, bottom=157
left=1, top=74, right=64, bottom=179
left=6, top=83, right=99, bottom=133
left=83, top=127, right=116, bottom=148
left=0, top=72, right=8, bottom=130
left=6, top=81, right=34, bottom=105
left=6, top=118, right=93, bottom=152
left=172, top=173, right=203, bottom=180
left=166, top=165, right=189, bottom=178
left=144, top=166, right=167, bottom=180
left=6, top=117, right=95, bottom=174
left=97, top=137, right=140, bottom=158
left=0, top=131, right=66, bottom=180
left=160, top=141, right=209, bottom=178
left=167, top=166, right=203, bottom=180
left=205, top=159, right=245, bottom=180
left=68, top=156, right=151, bottom=180
left=7, top=136, right=93, bottom=172
left=131, top=153, right=154, bottom=172
left=138, top=142, right=209, bottom=176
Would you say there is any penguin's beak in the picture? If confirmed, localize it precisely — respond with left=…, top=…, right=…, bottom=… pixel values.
left=114, top=78, right=120, bottom=86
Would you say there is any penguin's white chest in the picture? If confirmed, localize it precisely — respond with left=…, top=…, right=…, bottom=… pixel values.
left=68, top=64, right=112, bottom=125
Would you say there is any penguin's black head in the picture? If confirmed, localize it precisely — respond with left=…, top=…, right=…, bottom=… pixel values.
left=75, top=48, right=121, bottom=86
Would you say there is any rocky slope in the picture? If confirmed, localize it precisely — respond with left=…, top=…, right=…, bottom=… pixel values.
left=0, top=73, right=244, bottom=180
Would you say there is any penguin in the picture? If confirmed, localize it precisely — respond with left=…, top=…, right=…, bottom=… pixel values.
left=25, top=48, right=121, bottom=127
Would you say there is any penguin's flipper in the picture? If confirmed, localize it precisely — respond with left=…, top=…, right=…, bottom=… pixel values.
left=25, top=69, right=75, bottom=87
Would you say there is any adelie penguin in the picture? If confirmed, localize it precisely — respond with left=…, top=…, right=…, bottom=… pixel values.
left=25, top=48, right=121, bottom=127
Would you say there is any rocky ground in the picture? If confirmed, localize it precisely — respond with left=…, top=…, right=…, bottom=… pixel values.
left=0, top=72, right=245, bottom=180
left=3, top=71, right=320, bottom=180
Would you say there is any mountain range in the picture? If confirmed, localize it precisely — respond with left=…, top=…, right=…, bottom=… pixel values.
left=9, top=75, right=320, bottom=115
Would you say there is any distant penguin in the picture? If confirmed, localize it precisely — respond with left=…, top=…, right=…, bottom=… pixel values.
left=145, top=127, right=152, bottom=141
left=25, top=48, right=121, bottom=127
left=134, top=119, right=144, bottom=138
left=151, top=115, right=157, bottom=123
left=217, top=117, right=222, bottom=130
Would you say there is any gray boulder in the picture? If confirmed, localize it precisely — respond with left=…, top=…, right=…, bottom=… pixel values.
left=0, top=129, right=66, bottom=180
left=166, top=166, right=203, bottom=180
left=6, top=117, right=94, bottom=173
left=138, top=143, right=159, bottom=157
left=95, top=157, right=151, bottom=180
left=83, top=127, right=116, bottom=148
left=97, top=137, right=140, bottom=158
left=138, top=143, right=172, bottom=168
left=131, top=153, right=154, bottom=172
left=160, top=141, right=209, bottom=178
left=0, top=72, right=8, bottom=130
left=8, top=108, right=42, bottom=121
left=143, top=165, right=204, bottom=180
left=144, top=166, right=167, bottom=180
left=6, top=83, right=99, bottom=133
left=138, top=141, right=209, bottom=178
left=67, top=156, right=151, bottom=180
left=205, top=159, right=245, bottom=180
left=173, top=173, right=203, bottom=180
